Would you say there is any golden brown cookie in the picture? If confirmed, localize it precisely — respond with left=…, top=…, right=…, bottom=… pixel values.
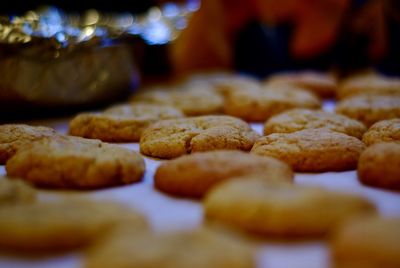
left=204, top=179, right=376, bottom=237
left=224, top=86, right=321, bottom=122
left=335, top=95, right=400, bottom=127
left=131, top=85, right=224, bottom=116
left=265, top=71, right=337, bottom=98
left=362, top=119, right=400, bottom=146
left=6, top=136, right=145, bottom=189
left=69, top=103, right=184, bottom=142
left=251, top=129, right=365, bottom=172
left=85, top=228, right=254, bottom=268
left=264, top=109, right=367, bottom=139
left=140, top=115, right=260, bottom=159
left=154, top=150, right=293, bottom=198
left=0, top=124, right=58, bottom=164
left=0, top=177, right=36, bottom=205
left=337, top=73, right=400, bottom=100
left=357, top=142, right=400, bottom=190
left=0, top=200, right=148, bottom=252
left=332, top=216, right=400, bottom=268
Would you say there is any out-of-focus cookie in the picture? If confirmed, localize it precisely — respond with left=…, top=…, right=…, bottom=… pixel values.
left=0, top=124, right=58, bottom=164
left=85, top=228, right=254, bottom=268
left=0, top=177, right=36, bottom=205
left=357, top=142, right=400, bottom=190
left=69, top=104, right=184, bottom=142
left=337, top=73, right=400, bottom=99
left=0, top=200, right=148, bottom=252
left=265, top=71, right=337, bottom=98
left=362, top=119, right=400, bottom=146
left=224, top=86, right=321, bottom=122
left=154, top=150, right=293, bottom=198
left=140, top=115, right=260, bottom=159
left=332, top=216, right=400, bottom=268
left=131, top=85, right=224, bottom=116
left=204, top=179, right=375, bottom=237
left=335, top=95, right=400, bottom=127
left=6, top=136, right=145, bottom=189
left=264, top=109, right=366, bottom=139
left=251, top=129, right=365, bottom=172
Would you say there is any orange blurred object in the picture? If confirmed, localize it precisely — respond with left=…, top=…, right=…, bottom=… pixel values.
left=170, top=0, right=388, bottom=76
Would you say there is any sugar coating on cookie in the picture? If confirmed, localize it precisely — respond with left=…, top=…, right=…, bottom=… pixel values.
left=140, top=115, right=260, bottom=159
left=362, top=118, right=400, bottom=146
left=265, top=71, right=337, bottom=98
left=0, top=200, right=148, bottom=252
left=224, top=86, right=321, bottom=122
left=251, top=129, right=365, bottom=172
left=337, top=73, right=400, bottom=99
left=357, top=142, right=400, bottom=190
left=332, top=216, right=400, bottom=268
left=85, top=228, right=255, bottom=268
left=0, top=124, right=58, bottom=164
left=131, top=85, right=224, bottom=116
left=6, top=136, right=145, bottom=189
left=154, top=150, right=293, bottom=198
left=0, top=177, right=36, bottom=205
left=335, top=95, right=400, bottom=127
left=204, top=180, right=376, bottom=237
left=264, top=109, right=366, bottom=139
left=69, top=104, right=184, bottom=142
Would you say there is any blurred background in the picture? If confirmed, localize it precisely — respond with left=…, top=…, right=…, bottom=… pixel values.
left=0, top=0, right=399, bottom=120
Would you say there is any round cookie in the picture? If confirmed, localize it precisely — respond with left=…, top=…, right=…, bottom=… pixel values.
left=0, top=200, right=148, bottom=252
left=264, top=109, right=367, bottom=139
left=357, top=142, right=400, bottom=190
left=85, top=228, right=254, bottom=268
left=0, top=177, right=36, bottom=205
left=335, top=95, right=400, bottom=127
left=69, top=104, right=184, bottom=142
left=362, top=119, right=400, bottom=146
left=337, top=73, right=400, bottom=100
left=204, top=179, right=376, bottom=237
left=332, top=216, right=400, bottom=268
left=6, top=136, right=145, bottom=189
left=224, top=86, right=321, bottom=122
left=265, top=71, right=337, bottom=98
left=154, top=150, right=293, bottom=198
left=0, top=124, right=58, bottom=164
left=251, top=129, right=365, bottom=172
left=131, top=85, right=224, bottom=116
left=140, top=115, right=260, bottom=159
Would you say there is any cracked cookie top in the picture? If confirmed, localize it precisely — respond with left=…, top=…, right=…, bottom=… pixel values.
left=140, top=115, right=260, bottom=159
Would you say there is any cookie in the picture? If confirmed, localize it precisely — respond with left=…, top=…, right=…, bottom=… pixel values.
left=224, top=86, right=321, bottom=122
left=69, top=104, right=184, bottom=142
left=362, top=119, right=400, bottom=146
left=357, top=142, right=400, bottom=190
left=0, top=124, right=58, bottom=164
left=140, top=115, right=260, bottom=159
left=0, top=200, right=148, bottom=252
left=204, top=179, right=376, bottom=237
left=265, top=71, right=337, bottom=98
left=264, top=109, right=367, bottom=139
left=337, top=73, right=400, bottom=99
left=251, top=129, right=365, bottom=172
left=154, top=150, right=293, bottom=198
left=131, top=85, right=224, bottom=116
left=335, top=95, right=400, bottom=127
left=6, top=136, right=145, bottom=189
left=332, top=216, right=400, bottom=268
left=0, top=177, right=36, bottom=205
left=85, top=228, right=254, bottom=268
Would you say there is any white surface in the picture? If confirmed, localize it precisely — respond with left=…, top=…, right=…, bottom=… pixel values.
left=1, top=112, right=400, bottom=268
